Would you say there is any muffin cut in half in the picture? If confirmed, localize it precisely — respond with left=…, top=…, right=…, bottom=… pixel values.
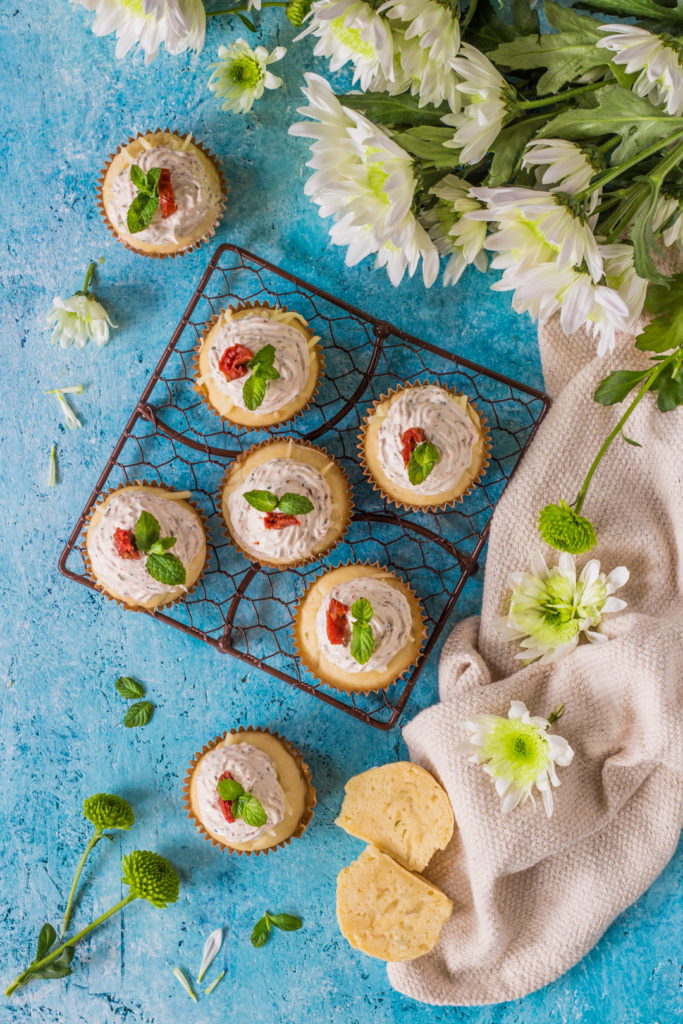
left=195, top=302, right=323, bottom=428
left=294, top=562, right=426, bottom=693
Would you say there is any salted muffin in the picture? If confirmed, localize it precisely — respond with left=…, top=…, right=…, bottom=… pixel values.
left=195, top=303, right=323, bottom=428
left=184, top=728, right=315, bottom=855
left=360, top=382, right=489, bottom=510
left=220, top=439, right=352, bottom=568
left=84, top=483, right=206, bottom=610
left=294, top=563, right=425, bottom=693
left=98, top=130, right=226, bottom=257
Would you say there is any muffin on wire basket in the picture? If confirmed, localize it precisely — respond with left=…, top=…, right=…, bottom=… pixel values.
left=195, top=301, right=324, bottom=429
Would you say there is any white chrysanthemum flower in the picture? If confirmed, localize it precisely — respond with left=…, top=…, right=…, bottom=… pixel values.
left=652, top=192, right=683, bottom=248
left=297, top=0, right=396, bottom=92
left=522, top=138, right=598, bottom=196
left=421, top=175, right=488, bottom=285
left=378, top=0, right=460, bottom=64
left=455, top=701, right=574, bottom=818
left=75, top=0, right=205, bottom=64
left=597, top=24, right=683, bottom=116
left=329, top=214, right=439, bottom=287
left=602, top=244, right=648, bottom=335
left=395, top=32, right=460, bottom=111
left=493, top=551, right=629, bottom=665
left=47, top=264, right=114, bottom=349
left=442, top=43, right=511, bottom=164
left=208, top=39, right=286, bottom=114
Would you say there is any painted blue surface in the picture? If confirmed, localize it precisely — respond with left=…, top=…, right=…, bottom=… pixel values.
left=0, top=4, right=680, bottom=1023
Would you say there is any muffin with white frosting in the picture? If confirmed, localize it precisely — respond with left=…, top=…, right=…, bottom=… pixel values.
left=359, top=382, right=489, bottom=510
left=98, top=130, right=226, bottom=257
left=220, top=439, right=353, bottom=568
left=195, top=302, right=323, bottom=428
left=294, top=563, right=426, bottom=693
left=183, top=727, right=316, bottom=855
left=84, top=483, right=207, bottom=611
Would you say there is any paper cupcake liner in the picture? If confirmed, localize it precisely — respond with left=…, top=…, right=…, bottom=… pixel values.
left=357, top=380, right=491, bottom=513
left=182, top=726, right=316, bottom=856
left=97, top=128, right=228, bottom=260
left=218, top=437, right=354, bottom=570
left=193, top=300, right=325, bottom=431
left=81, top=480, right=210, bottom=613
left=292, top=559, right=427, bottom=696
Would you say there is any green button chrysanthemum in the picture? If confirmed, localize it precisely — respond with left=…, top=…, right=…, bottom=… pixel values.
left=121, top=851, right=180, bottom=909
left=83, top=793, right=135, bottom=831
left=538, top=501, right=597, bottom=554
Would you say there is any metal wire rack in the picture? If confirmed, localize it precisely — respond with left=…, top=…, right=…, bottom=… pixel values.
left=59, top=243, right=549, bottom=729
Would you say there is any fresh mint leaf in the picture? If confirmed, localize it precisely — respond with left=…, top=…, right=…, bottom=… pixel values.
left=259, top=364, right=280, bottom=382
left=352, top=597, right=373, bottom=624
left=127, top=191, right=159, bottom=234
left=277, top=493, right=314, bottom=516
left=146, top=552, right=186, bottom=586
left=233, top=794, right=267, bottom=828
left=350, top=620, right=375, bottom=666
left=594, top=369, right=651, bottom=405
left=124, top=701, right=154, bottom=728
left=145, top=166, right=161, bottom=192
left=408, top=441, right=440, bottom=485
left=115, top=676, right=145, bottom=700
left=35, top=923, right=56, bottom=962
left=148, top=536, right=177, bottom=554
left=135, top=511, right=160, bottom=553
left=244, top=489, right=279, bottom=512
left=267, top=913, right=302, bottom=932
left=129, top=164, right=147, bottom=190
left=248, top=344, right=277, bottom=371
left=243, top=372, right=267, bottom=411
left=216, top=778, right=244, bottom=801
left=251, top=915, right=271, bottom=948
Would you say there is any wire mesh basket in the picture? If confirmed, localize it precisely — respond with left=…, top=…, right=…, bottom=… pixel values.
left=59, top=243, right=549, bottom=729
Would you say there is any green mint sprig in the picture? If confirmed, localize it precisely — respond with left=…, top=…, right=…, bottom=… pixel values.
left=350, top=597, right=375, bottom=666
left=250, top=911, right=302, bottom=949
left=115, top=676, right=145, bottom=700
left=408, top=441, right=440, bottom=486
left=242, top=344, right=281, bottom=410
left=243, top=490, right=314, bottom=515
left=216, top=778, right=268, bottom=828
left=134, top=510, right=186, bottom=586
left=127, top=166, right=161, bottom=234
left=115, top=676, right=155, bottom=729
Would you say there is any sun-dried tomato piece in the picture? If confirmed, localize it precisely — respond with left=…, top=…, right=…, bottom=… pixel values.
left=401, top=426, right=426, bottom=468
left=264, top=512, right=300, bottom=530
left=218, top=343, right=254, bottom=381
left=113, top=527, right=140, bottom=559
left=326, top=597, right=349, bottom=645
left=217, top=771, right=236, bottom=823
left=158, top=168, right=177, bottom=219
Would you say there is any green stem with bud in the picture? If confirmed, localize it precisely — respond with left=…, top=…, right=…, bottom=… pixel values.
left=547, top=705, right=565, bottom=725
left=78, top=261, right=96, bottom=297
left=60, top=830, right=105, bottom=939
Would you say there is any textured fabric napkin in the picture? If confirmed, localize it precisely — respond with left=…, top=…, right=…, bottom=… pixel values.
left=387, top=267, right=683, bottom=1006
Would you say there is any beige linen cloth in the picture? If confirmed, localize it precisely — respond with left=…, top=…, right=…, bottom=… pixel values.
left=388, top=271, right=683, bottom=1005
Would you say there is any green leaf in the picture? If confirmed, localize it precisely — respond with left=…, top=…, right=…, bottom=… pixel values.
left=127, top=191, right=159, bottom=234
left=124, top=701, right=154, bottom=728
left=594, top=369, right=651, bottom=405
left=145, top=166, right=161, bottom=192
left=115, top=676, right=145, bottom=700
left=463, top=0, right=515, bottom=52
left=135, top=510, right=160, bottom=553
left=244, top=489, right=279, bottom=512
left=653, top=364, right=683, bottom=411
left=235, top=11, right=256, bottom=31
left=630, top=179, right=669, bottom=286
left=487, top=119, right=542, bottom=186
left=216, top=778, right=244, bottom=801
left=258, top=364, right=280, bottom=382
left=249, top=344, right=277, bottom=370
left=575, top=0, right=683, bottom=23
left=267, top=913, right=302, bottom=932
left=620, top=430, right=643, bottom=447
left=30, top=946, right=75, bottom=980
left=408, top=441, right=440, bottom=485
left=511, top=0, right=539, bottom=35
left=145, top=552, right=186, bottom=586
left=490, top=32, right=607, bottom=96
left=350, top=620, right=375, bottom=666
left=251, top=915, right=271, bottom=948
left=544, top=1, right=605, bottom=34
left=35, top=923, right=56, bottom=962
left=243, top=372, right=267, bottom=411
left=148, top=536, right=177, bottom=554
left=233, top=794, right=268, bottom=828
left=636, top=274, right=683, bottom=352
left=129, top=164, right=147, bottom=190
left=391, top=127, right=458, bottom=167
left=351, top=597, right=373, bottom=624
left=336, top=91, right=449, bottom=128
left=277, top=493, right=314, bottom=516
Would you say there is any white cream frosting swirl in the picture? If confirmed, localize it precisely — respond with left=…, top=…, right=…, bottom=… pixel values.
left=109, top=145, right=217, bottom=244
left=194, top=743, right=285, bottom=844
left=315, top=577, right=413, bottom=674
left=207, top=313, right=311, bottom=413
left=377, top=386, right=478, bottom=495
left=88, top=490, right=203, bottom=604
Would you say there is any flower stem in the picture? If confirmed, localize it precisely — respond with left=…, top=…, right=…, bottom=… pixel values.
left=5, top=895, right=137, bottom=997
left=577, top=129, right=683, bottom=200
left=517, top=82, right=602, bottom=109
left=547, top=705, right=565, bottom=725
left=207, top=1, right=287, bottom=14
left=60, top=830, right=103, bottom=939
left=81, top=261, right=96, bottom=294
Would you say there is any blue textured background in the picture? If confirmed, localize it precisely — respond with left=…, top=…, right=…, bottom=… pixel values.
left=0, top=4, right=680, bottom=1023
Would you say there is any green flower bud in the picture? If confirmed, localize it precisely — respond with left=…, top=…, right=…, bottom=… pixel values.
left=83, top=793, right=135, bottom=831
left=538, top=501, right=597, bottom=554
left=121, top=851, right=180, bottom=909
left=286, top=0, right=313, bottom=27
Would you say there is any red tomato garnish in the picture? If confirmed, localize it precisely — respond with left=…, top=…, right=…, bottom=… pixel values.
left=217, top=771, right=236, bottom=823
left=218, top=344, right=254, bottom=381
left=326, top=597, right=349, bottom=645
left=401, top=427, right=426, bottom=468
left=113, top=527, right=140, bottom=559
left=158, top=168, right=177, bottom=219
left=264, top=512, right=300, bottom=530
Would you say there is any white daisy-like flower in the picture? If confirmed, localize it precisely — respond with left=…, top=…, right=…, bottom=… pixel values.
left=597, top=24, right=683, bottom=116
left=421, top=175, right=488, bottom=286
left=208, top=39, right=286, bottom=114
left=493, top=551, right=629, bottom=665
left=46, top=264, right=114, bottom=349
left=395, top=31, right=461, bottom=111
left=652, top=192, right=683, bottom=248
left=297, top=0, right=396, bottom=92
left=75, top=0, right=205, bottom=64
left=442, top=43, right=512, bottom=164
left=330, top=214, right=439, bottom=287
left=602, top=243, right=648, bottom=335
left=378, top=0, right=460, bottom=65
left=522, top=138, right=598, bottom=196
left=455, top=701, right=574, bottom=818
